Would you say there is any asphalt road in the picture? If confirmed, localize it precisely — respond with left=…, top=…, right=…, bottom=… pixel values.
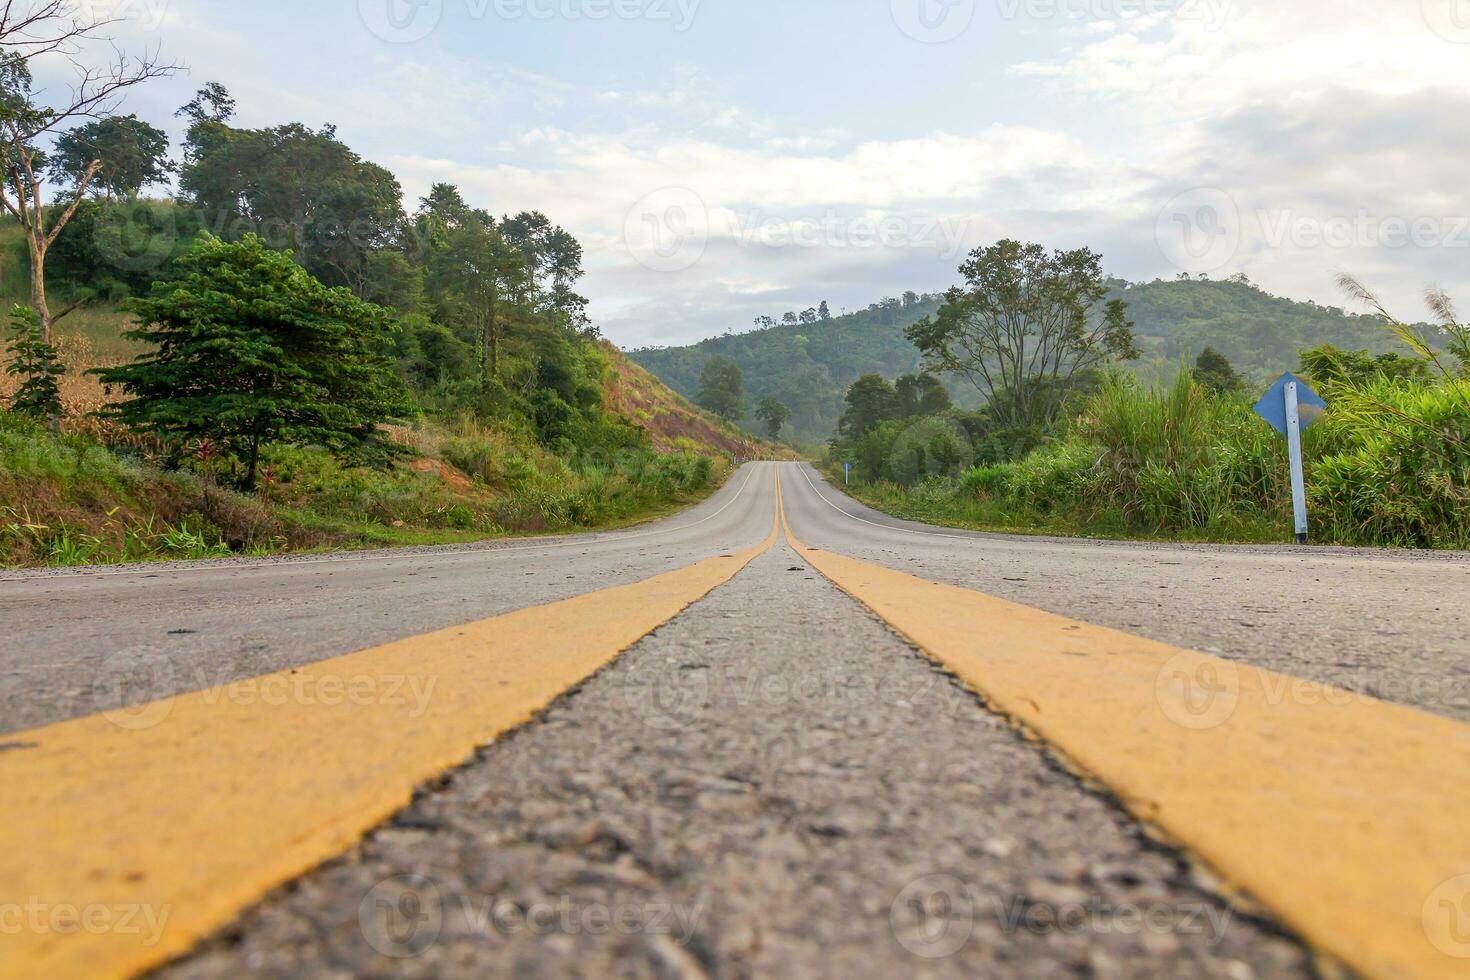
left=0, top=464, right=776, bottom=735
left=4, top=461, right=1468, bottom=977
left=781, top=463, right=1470, bottom=724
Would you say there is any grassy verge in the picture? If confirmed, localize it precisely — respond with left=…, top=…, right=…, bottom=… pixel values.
left=825, top=370, right=1470, bottom=550
left=1, top=412, right=731, bottom=569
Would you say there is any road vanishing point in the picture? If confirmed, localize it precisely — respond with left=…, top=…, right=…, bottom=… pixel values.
left=3, top=462, right=1469, bottom=979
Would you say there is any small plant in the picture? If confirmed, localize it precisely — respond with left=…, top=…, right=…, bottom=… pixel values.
left=4, top=305, right=66, bottom=426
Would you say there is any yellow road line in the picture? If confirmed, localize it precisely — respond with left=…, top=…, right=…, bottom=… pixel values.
left=0, top=470, right=780, bottom=980
left=779, top=496, right=1470, bottom=980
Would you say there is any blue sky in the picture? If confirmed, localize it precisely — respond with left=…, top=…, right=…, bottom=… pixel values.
left=39, top=0, right=1470, bottom=348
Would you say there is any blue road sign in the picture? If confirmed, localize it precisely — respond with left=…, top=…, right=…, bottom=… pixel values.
left=1254, top=373, right=1327, bottom=437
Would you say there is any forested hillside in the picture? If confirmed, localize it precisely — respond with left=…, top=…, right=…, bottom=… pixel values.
left=630, top=276, right=1411, bottom=443
left=1, top=68, right=768, bottom=567
left=630, top=294, right=945, bottom=443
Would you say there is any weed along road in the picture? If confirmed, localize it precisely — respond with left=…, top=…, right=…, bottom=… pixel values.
left=3, top=462, right=1470, bottom=979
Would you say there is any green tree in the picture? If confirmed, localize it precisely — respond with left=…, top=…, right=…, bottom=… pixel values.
left=1193, top=346, right=1243, bottom=395
left=894, top=372, right=952, bottom=418
left=0, top=5, right=176, bottom=351
left=179, top=120, right=405, bottom=292
left=4, top=305, right=64, bottom=421
left=755, top=396, right=791, bottom=439
left=94, top=234, right=411, bottom=488
left=839, top=373, right=898, bottom=438
left=47, top=115, right=172, bottom=202
left=907, top=240, right=1139, bottom=429
left=1299, top=344, right=1430, bottom=387
left=176, top=82, right=236, bottom=125
left=698, top=357, right=745, bottom=421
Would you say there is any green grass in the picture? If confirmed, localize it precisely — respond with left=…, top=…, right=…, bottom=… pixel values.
left=0, top=411, right=731, bottom=569
left=830, top=369, right=1470, bottom=550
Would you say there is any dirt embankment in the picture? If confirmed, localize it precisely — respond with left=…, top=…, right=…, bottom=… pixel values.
left=602, top=345, right=796, bottom=460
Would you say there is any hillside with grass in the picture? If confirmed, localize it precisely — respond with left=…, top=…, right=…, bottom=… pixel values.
left=0, top=81, right=780, bottom=568
left=0, top=304, right=763, bottom=568
left=630, top=277, right=1413, bottom=444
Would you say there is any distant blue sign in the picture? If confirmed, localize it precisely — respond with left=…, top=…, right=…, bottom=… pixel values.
left=1254, top=373, right=1327, bottom=437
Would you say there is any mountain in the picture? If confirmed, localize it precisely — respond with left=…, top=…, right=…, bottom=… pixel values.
left=627, top=278, right=1410, bottom=444
left=628, top=297, right=946, bottom=445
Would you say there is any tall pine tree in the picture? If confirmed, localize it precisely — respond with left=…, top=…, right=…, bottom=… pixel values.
left=4, top=305, right=65, bottom=424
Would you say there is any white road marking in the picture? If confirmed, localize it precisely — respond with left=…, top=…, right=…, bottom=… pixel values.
left=790, top=463, right=973, bottom=541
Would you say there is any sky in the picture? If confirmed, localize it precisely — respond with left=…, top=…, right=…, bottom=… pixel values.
left=31, top=0, right=1470, bottom=348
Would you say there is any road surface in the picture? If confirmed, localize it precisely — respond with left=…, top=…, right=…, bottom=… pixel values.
left=2, top=462, right=1468, bottom=979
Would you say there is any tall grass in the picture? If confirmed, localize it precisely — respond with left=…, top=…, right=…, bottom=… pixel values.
left=1309, top=378, right=1470, bottom=547
left=851, top=367, right=1469, bottom=549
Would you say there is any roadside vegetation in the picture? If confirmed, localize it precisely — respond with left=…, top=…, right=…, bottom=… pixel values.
left=0, top=14, right=757, bottom=568
left=824, top=242, right=1470, bottom=550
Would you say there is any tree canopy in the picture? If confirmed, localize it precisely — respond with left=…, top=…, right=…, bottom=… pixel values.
left=47, top=114, right=172, bottom=201
left=755, top=396, right=790, bottom=440
left=839, top=374, right=898, bottom=438
left=698, top=356, right=745, bottom=421
left=1193, top=346, right=1243, bottom=395
left=906, top=240, right=1140, bottom=429
left=94, top=234, right=411, bottom=487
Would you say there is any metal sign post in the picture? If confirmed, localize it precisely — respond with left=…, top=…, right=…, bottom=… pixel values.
left=1284, top=379, right=1309, bottom=544
left=844, top=462, right=851, bottom=486
left=1253, top=372, right=1327, bottom=545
